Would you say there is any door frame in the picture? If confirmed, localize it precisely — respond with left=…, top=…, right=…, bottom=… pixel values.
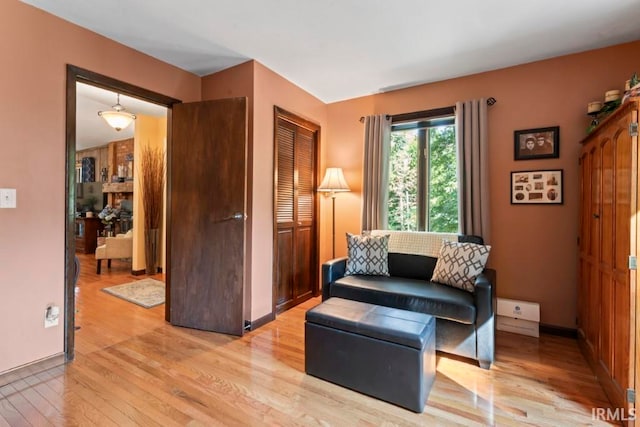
left=64, top=65, right=180, bottom=361
left=272, top=106, right=321, bottom=315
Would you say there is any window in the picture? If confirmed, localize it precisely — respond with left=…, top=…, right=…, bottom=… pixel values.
left=387, top=108, right=458, bottom=232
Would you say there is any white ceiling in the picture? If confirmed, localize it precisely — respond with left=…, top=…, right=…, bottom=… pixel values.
left=76, top=83, right=166, bottom=150
left=22, top=0, right=640, bottom=104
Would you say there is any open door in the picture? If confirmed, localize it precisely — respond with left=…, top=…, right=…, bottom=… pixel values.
left=168, top=97, right=247, bottom=335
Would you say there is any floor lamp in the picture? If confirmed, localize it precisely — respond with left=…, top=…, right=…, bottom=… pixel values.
left=317, top=167, right=351, bottom=258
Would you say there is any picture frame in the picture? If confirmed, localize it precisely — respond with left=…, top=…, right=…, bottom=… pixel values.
left=511, top=169, right=563, bottom=204
left=514, top=126, right=559, bottom=160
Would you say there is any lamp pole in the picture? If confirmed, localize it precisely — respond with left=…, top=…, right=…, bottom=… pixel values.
left=317, top=167, right=350, bottom=260
left=331, top=192, right=337, bottom=258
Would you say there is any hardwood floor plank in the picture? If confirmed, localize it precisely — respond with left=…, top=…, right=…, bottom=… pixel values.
left=23, top=373, right=81, bottom=427
left=74, top=355, right=191, bottom=426
left=0, top=253, right=617, bottom=426
left=11, top=378, right=65, bottom=425
left=34, top=369, right=123, bottom=426
left=89, top=350, right=226, bottom=426
left=0, top=383, right=53, bottom=426
left=0, top=392, right=27, bottom=427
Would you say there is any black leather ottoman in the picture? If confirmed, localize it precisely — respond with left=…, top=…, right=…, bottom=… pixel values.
left=305, top=297, right=436, bottom=412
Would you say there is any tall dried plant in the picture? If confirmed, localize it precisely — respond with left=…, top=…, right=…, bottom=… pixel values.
left=139, top=145, right=165, bottom=230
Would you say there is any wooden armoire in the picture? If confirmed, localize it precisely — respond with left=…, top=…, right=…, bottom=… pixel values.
left=578, top=97, right=639, bottom=418
left=273, top=107, right=319, bottom=314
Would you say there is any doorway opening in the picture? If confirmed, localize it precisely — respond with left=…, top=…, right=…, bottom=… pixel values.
left=65, top=65, right=180, bottom=362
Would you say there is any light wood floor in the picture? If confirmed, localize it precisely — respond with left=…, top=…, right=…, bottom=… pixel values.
left=0, top=254, right=616, bottom=426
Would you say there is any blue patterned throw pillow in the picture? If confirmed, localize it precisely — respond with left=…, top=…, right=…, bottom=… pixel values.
left=432, top=240, right=491, bottom=292
left=345, top=233, right=390, bottom=276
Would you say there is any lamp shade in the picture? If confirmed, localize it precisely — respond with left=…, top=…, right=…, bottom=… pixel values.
left=318, top=167, right=350, bottom=192
left=98, top=110, right=136, bottom=131
left=98, top=94, right=136, bottom=131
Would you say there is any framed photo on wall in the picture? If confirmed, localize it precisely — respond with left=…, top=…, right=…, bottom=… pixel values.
left=514, top=126, right=559, bottom=160
left=511, top=169, right=563, bottom=204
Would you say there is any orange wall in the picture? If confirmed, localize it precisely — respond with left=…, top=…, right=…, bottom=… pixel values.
left=326, top=41, right=640, bottom=328
left=0, top=2, right=200, bottom=373
left=201, top=60, right=254, bottom=322
left=252, top=62, right=327, bottom=320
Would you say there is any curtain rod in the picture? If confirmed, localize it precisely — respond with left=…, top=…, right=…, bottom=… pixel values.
left=358, top=97, right=497, bottom=122
left=359, top=114, right=391, bottom=123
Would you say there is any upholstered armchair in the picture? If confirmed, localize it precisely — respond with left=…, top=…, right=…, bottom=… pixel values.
left=95, top=229, right=133, bottom=274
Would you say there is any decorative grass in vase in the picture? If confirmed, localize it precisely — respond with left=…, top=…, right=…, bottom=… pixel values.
left=139, top=145, right=165, bottom=274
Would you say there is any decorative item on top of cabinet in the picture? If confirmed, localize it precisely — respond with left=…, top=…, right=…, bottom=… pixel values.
left=577, top=97, right=639, bottom=417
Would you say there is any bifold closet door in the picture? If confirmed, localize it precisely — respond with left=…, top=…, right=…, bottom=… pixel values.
left=274, top=109, right=318, bottom=314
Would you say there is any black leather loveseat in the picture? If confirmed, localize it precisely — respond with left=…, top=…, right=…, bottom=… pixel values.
left=322, top=235, right=496, bottom=369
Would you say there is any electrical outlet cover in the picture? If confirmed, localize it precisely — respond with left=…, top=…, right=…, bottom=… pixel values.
left=0, top=188, right=17, bottom=208
left=44, top=307, right=59, bottom=328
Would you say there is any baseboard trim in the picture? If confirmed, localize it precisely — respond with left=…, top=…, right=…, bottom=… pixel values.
left=539, top=324, right=577, bottom=338
left=248, top=312, right=276, bottom=331
left=132, top=267, right=163, bottom=276
left=0, top=353, right=65, bottom=387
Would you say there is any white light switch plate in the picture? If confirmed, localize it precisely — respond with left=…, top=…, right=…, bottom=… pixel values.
left=0, top=188, right=16, bottom=208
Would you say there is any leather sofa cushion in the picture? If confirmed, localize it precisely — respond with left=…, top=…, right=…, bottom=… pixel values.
left=306, top=297, right=434, bottom=350
left=388, top=252, right=437, bottom=280
left=330, top=275, right=476, bottom=324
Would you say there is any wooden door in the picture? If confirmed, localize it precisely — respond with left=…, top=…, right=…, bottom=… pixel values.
left=608, top=107, right=635, bottom=415
left=274, top=108, right=318, bottom=313
left=168, top=98, right=247, bottom=335
left=578, top=145, right=597, bottom=355
left=579, top=101, right=638, bottom=420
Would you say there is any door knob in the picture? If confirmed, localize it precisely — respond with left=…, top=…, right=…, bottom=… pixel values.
left=214, top=212, right=246, bottom=223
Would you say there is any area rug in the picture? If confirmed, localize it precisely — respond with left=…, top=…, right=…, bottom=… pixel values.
left=102, top=278, right=165, bottom=308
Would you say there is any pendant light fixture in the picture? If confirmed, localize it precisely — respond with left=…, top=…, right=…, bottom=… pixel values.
left=98, top=93, right=136, bottom=131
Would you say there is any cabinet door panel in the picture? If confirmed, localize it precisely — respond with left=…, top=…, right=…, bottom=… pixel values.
left=295, top=226, right=313, bottom=299
left=613, top=276, right=631, bottom=393
left=587, top=261, right=600, bottom=354
left=614, top=126, right=632, bottom=272
left=276, top=229, right=294, bottom=307
left=599, top=271, right=614, bottom=376
left=600, top=138, right=614, bottom=268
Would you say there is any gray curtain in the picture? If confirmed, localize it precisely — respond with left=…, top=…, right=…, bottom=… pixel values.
left=456, top=99, right=490, bottom=243
left=361, top=114, right=391, bottom=231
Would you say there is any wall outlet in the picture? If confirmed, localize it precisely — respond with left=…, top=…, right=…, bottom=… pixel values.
left=44, top=304, right=59, bottom=328
left=0, top=188, right=17, bottom=208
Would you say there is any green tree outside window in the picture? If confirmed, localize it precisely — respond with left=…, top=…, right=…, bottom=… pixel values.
left=387, top=125, right=458, bottom=232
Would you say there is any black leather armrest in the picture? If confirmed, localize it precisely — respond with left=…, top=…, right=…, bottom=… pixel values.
left=474, top=268, right=496, bottom=324
left=321, top=257, right=348, bottom=301
left=475, top=268, right=496, bottom=367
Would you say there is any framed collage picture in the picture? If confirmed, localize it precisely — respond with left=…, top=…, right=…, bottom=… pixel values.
left=511, top=170, right=563, bottom=204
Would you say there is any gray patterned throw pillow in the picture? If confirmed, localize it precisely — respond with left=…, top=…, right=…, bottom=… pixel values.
left=345, top=233, right=390, bottom=276
left=432, top=240, right=491, bottom=292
